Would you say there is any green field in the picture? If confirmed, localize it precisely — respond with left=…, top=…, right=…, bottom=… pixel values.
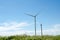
left=0, top=35, right=60, bottom=40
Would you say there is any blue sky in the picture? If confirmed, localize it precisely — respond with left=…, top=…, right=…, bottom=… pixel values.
left=0, top=0, right=60, bottom=36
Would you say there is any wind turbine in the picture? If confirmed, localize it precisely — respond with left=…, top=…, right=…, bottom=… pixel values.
left=25, top=13, right=39, bottom=36
left=40, top=24, right=43, bottom=39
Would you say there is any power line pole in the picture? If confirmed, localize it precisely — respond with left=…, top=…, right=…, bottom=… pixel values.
left=25, top=13, right=39, bottom=36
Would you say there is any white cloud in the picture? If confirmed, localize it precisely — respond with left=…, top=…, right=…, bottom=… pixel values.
left=0, top=22, right=31, bottom=36
left=0, top=22, right=60, bottom=36
left=0, top=22, right=29, bottom=31
left=42, top=24, right=60, bottom=35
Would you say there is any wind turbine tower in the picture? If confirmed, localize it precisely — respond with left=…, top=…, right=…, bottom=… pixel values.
left=25, top=13, right=39, bottom=36
left=40, top=24, right=43, bottom=39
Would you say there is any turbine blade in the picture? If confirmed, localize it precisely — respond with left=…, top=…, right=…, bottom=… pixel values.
left=25, top=13, right=34, bottom=17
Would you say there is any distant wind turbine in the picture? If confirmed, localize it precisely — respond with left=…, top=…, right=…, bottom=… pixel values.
left=40, top=24, right=43, bottom=39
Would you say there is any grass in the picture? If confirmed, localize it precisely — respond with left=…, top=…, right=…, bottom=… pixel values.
left=0, top=35, right=60, bottom=40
